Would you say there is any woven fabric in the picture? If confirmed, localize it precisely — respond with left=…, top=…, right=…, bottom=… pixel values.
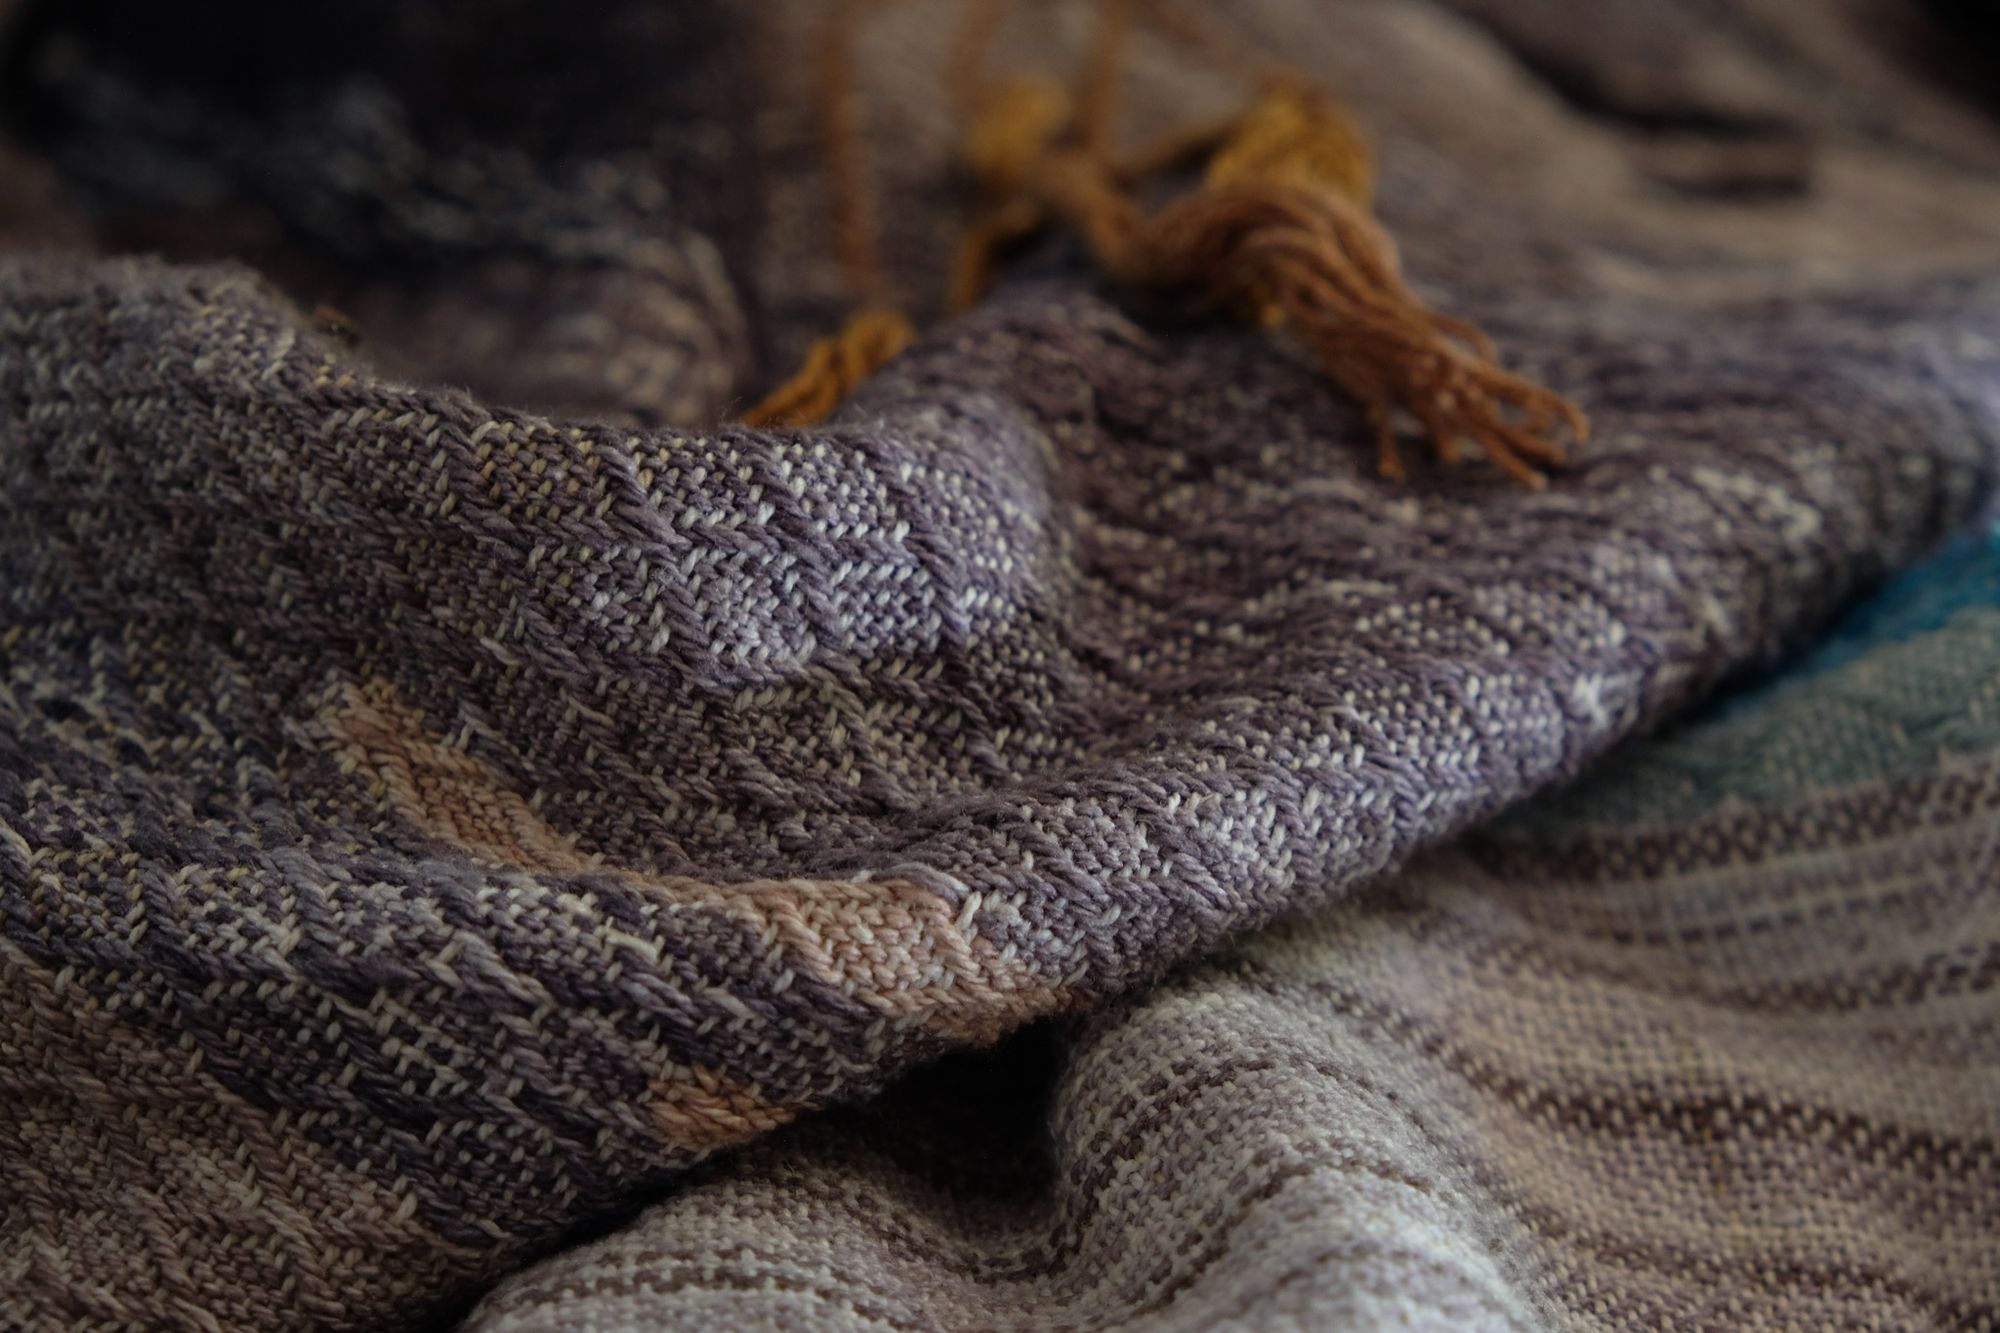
left=3, top=2, right=2000, bottom=1329
left=472, top=530, right=2000, bottom=1330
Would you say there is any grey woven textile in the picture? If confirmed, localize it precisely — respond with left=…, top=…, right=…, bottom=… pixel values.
left=3, top=1, right=1999, bottom=1329
left=472, top=557, right=2000, bottom=1330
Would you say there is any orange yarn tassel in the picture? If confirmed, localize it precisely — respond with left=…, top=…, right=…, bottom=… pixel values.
left=956, top=77, right=1587, bottom=487
left=752, top=0, right=1588, bottom=487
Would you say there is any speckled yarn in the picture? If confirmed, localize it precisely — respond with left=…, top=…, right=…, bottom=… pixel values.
left=4, top=1, right=2000, bottom=1329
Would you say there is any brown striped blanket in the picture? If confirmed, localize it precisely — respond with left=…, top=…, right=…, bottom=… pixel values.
left=2, top=1, right=1998, bottom=1329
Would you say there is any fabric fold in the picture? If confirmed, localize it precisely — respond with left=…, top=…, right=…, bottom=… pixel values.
left=3, top=245, right=1997, bottom=1327
left=6, top=1, right=2000, bottom=1329
left=469, top=523, right=2000, bottom=1331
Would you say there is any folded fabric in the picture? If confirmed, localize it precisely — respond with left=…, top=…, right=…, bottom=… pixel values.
left=3, top=2, right=1999, bottom=1329
left=470, top=524, right=2000, bottom=1330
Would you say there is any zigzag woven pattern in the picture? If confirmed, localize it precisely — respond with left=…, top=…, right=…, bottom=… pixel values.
left=5, top=249, right=1997, bottom=1328
left=472, top=546, right=2000, bottom=1328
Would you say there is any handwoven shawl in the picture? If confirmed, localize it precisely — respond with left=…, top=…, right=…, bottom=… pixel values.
left=472, top=523, right=2000, bottom=1330
left=3, top=1, right=1998, bottom=1329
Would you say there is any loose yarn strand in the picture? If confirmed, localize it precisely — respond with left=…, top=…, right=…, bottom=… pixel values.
left=742, top=0, right=914, bottom=428
left=1074, top=0, right=1135, bottom=163
left=952, top=3, right=1586, bottom=485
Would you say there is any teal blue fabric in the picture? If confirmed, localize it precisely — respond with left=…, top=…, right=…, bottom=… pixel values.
left=1735, top=523, right=2000, bottom=696
left=1511, top=522, right=2000, bottom=829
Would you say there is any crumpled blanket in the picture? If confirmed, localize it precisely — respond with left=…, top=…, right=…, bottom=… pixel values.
left=1, top=2, right=1997, bottom=1330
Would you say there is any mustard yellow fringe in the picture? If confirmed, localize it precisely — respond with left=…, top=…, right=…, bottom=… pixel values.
left=743, top=0, right=1588, bottom=489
